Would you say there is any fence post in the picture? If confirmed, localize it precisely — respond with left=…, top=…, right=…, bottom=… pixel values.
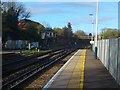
left=107, top=39, right=110, bottom=71
left=117, top=38, right=120, bottom=85
left=103, top=40, right=106, bottom=65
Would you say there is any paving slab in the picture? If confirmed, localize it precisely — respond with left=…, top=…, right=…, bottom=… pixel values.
left=43, top=49, right=120, bottom=89
left=84, top=50, right=120, bottom=88
left=43, top=50, right=85, bottom=89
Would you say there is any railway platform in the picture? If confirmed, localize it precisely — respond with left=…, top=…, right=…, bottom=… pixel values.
left=43, top=49, right=119, bottom=89
left=0, top=50, right=20, bottom=54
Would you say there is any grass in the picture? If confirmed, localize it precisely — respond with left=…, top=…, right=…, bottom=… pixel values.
left=21, top=46, right=64, bottom=56
left=21, top=49, right=43, bottom=56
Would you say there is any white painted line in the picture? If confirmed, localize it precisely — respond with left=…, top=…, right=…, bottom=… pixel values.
left=42, top=49, right=80, bottom=89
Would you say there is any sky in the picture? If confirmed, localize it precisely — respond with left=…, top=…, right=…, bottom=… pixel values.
left=22, top=1, right=118, bottom=35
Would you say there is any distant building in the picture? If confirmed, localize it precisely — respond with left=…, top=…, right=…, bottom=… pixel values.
left=18, top=19, right=56, bottom=49
left=18, top=19, right=56, bottom=39
left=41, top=28, right=56, bottom=39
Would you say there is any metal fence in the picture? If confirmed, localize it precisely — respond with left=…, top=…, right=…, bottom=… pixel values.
left=5, top=40, right=39, bottom=49
left=93, top=37, right=120, bottom=85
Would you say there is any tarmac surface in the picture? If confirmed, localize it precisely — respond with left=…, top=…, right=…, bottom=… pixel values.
left=43, top=49, right=120, bottom=89
left=84, top=50, right=119, bottom=88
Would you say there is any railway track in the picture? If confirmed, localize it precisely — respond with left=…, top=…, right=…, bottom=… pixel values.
left=2, top=48, right=77, bottom=90
left=2, top=50, right=54, bottom=66
left=2, top=49, right=64, bottom=77
left=2, top=49, right=65, bottom=80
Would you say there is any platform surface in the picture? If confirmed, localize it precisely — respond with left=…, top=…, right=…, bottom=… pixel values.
left=43, top=49, right=119, bottom=89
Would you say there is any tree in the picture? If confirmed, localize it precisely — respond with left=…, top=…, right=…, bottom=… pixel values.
left=67, top=22, right=72, bottom=29
left=74, top=30, right=86, bottom=38
left=37, top=23, right=45, bottom=39
left=63, top=22, right=73, bottom=38
left=2, top=1, right=31, bottom=43
left=62, top=23, right=74, bottom=46
left=2, top=2, right=30, bottom=19
left=63, top=26, right=68, bottom=38
left=67, top=22, right=73, bottom=37
left=26, top=22, right=38, bottom=41
left=21, top=19, right=45, bottom=41
left=54, top=28, right=64, bottom=37
left=101, top=28, right=120, bottom=39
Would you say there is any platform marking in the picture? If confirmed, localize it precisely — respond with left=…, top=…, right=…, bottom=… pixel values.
left=80, top=50, right=86, bottom=90
left=67, top=50, right=86, bottom=88
left=42, top=50, right=80, bottom=89
left=67, top=56, right=82, bottom=88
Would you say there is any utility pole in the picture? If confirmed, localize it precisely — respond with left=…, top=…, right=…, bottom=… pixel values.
left=95, top=0, right=99, bottom=59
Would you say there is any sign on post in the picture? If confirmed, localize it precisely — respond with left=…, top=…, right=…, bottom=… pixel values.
left=90, top=41, right=94, bottom=44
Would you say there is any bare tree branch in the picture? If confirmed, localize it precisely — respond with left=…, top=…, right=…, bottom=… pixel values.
left=1, top=1, right=31, bottom=20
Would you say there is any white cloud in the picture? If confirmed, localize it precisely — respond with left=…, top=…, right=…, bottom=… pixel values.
left=26, top=6, right=80, bottom=15
left=25, top=2, right=96, bottom=15
left=69, top=17, right=90, bottom=25
left=98, top=16, right=117, bottom=24
left=69, top=16, right=117, bottom=25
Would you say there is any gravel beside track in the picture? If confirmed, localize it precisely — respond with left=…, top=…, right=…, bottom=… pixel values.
left=2, top=48, right=77, bottom=90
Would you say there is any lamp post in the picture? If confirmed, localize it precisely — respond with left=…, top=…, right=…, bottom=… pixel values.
left=89, top=14, right=94, bottom=41
left=95, top=0, right=99, bottom=59
left=89, top=14, right=94, bottom=51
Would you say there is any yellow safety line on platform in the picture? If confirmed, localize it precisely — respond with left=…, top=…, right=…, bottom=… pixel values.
left=80, top=50, right=86, bottom=90
left=67, top=57, right=81, bottom=88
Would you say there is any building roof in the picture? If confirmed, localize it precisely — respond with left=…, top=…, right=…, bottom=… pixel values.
left=18, top=19, right=44, bottom=30
left=18, top=19, right=27, bottom=30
